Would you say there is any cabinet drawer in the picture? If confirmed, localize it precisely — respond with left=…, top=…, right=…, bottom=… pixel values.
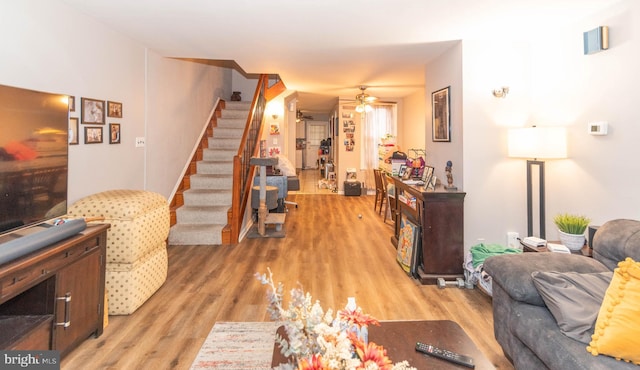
left=38, top=237, right=101, bottom=276
left=0, top=268, right=40, bottom=302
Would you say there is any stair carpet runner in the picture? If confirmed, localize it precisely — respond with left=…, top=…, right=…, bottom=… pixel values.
left=168, top=101, right=250, bottom=246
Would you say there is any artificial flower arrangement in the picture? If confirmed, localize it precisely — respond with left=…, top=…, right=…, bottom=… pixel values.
left=256, top=269, right=416, bottom=370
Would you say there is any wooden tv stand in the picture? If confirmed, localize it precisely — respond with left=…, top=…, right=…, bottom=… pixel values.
left=0, top=223, right=109, bottom=357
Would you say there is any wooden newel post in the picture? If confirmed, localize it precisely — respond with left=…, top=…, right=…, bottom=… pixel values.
left=249, top=157, right=278, bottom=236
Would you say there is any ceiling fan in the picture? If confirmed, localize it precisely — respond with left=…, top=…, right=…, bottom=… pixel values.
left=296, top=110, right=313, bottom=122
left=354, top=86, right=378, bottom=113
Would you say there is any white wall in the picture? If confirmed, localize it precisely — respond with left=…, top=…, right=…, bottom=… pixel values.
left=461, top=40, right=532, bottom=247
left=425, top=43, right=464, bottom=188
left=0, top=1, right=232, bottom=204
left=231, top=70, right=258, bottom=102
left=459, top=0, right=640, bottom=248
left=399, top=90, right=426, bottom=155
left=146, top=54, right=231, bottom=197
left=528, top=0, right=640, bottom=228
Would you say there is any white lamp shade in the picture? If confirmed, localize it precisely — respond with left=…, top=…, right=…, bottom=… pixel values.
left=508, top=127, right=567, bottom=159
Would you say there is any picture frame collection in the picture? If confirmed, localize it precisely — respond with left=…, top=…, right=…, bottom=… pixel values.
left=69, top=95, right=122, bottom=145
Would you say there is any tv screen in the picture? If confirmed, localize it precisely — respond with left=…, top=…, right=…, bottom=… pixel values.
left=0, top=84, right=69, bottom=235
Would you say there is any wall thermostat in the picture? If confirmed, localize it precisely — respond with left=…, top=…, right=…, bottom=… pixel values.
left=588, top=121, right=608, bottom=135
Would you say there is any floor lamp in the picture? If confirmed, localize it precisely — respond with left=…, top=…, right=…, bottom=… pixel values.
left=508, top=127, right=567, bottom=239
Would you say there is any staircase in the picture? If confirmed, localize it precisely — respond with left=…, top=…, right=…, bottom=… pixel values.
left=168, top=101, right=251, bottom=245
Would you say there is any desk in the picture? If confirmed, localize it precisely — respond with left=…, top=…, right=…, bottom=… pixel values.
left=272, top=320, right=495, bottom=369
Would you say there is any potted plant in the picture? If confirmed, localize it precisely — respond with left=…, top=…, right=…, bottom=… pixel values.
left=553, top=213, right=591, bottom=250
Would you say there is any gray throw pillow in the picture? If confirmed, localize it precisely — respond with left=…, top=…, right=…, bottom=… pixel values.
left=531, top=271, right=613, bottom=344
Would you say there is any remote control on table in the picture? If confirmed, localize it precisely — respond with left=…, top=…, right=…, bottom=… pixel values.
left=415, top=342, right=475, bottom=368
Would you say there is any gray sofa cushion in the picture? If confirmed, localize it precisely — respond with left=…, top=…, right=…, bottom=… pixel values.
left=532, top=271, right=612, bottom=343
left=511, top=303, right=631, bottom=370
left=592, top=219, right=640, bottom=270
left=485, top=253, right=609, bottom=306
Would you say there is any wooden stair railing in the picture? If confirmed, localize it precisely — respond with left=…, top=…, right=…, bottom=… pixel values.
left=168, top=100, right=224, bottom=226
left=222, top=75, right=286, bottom=245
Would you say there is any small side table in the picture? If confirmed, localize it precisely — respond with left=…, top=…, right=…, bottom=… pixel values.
left=521, top=241, right=592, bottom=257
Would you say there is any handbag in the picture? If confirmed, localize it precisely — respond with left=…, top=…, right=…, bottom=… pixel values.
left=391, top=151, right=407, bottom=159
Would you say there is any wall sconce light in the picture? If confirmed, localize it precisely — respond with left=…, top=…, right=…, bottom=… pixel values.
left=493, top=87, right=510, bottom=98
left=266, top=101, right=283, bottom=120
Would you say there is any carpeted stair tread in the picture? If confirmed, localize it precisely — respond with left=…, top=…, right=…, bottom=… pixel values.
left=203, top=149, right=236, bottom=161
left=183, top=188, right=232, bottom=206
left=189, top=174, right=233, bottom=189
left=176, top=205, right=229, bottom=222
left=196, top=160, right=234, bottom=175
left=168, top=224, right=224, bottom=245
left=212, top=127, right=244, bottom=138
left=208, top=137, right=241, bottom=149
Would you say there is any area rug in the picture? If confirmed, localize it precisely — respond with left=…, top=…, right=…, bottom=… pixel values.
left=190, top=321, right=277, bottom=370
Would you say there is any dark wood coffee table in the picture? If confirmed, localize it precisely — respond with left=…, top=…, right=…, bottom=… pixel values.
left=272, top=320, right=494, bottom=369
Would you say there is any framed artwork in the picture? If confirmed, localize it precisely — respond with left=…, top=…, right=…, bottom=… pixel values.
left=69, top=117, right=79, bottom=145
left=84, top=127, right=103, bottom=144
left=270, top=122, right=280, bottom=135
left=398, top=164, right=407, bottom=178
left=269, top=147, right=281, bottom=156
left=81, top=97, right=105, bottom=124
left=68, top=96, right=76, bottom=112
left=109, top=123, right=121, bottom=144
left=421, top=165, right=434, bottom=185
left=396, top=214, right=420, bottom=275
left=432, top=86, right=451, bottom=142
left=427, top=175, right=437, bottom=190
left=402, top=168, right=412, bottom=180
left=107, top=101, right=123, bottom=118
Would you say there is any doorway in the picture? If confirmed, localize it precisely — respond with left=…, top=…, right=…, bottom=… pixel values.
left=304, top=121, right=328, bottom=169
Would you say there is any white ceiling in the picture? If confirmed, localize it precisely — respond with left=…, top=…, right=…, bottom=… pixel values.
left=62, top=0, right=620, bottom=114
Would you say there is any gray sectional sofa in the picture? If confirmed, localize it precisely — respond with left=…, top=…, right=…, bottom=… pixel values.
left=484, top=219, right=640, bottom=369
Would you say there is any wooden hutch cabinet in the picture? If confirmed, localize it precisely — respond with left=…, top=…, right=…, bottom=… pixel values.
left=391, top=177, right=466, bottom=284
left=0, top=224, right=108, bottom=356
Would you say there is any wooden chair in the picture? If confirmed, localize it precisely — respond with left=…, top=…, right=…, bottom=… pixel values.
left=373, top=169, right=386, bottom=214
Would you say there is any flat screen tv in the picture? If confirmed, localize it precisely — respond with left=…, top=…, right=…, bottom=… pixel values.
left=0, top=84, right=69, bottom=236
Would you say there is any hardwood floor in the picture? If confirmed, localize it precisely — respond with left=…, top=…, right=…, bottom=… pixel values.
left=62, top=194, right=514, bottom=370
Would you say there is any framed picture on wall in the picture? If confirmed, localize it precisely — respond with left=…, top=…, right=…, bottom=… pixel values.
left=109, top=123, right=121, bottom=144
left=81, top=97, right=105, bottom=124
left=68, top=96, right=76, bottom=112
left=432, top=86, right=451, bottom=142
left=69, top=117, right=79, bottom=145
left=107, top=101, right=123, bottom=118
left=84, top=126, right=103, bottom=144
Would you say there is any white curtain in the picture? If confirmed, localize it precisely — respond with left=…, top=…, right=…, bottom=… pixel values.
left=361, top=104, right=397, bottom=190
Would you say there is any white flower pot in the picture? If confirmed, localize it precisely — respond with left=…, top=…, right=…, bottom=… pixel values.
left=558, top=230, right=586, bottom=251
